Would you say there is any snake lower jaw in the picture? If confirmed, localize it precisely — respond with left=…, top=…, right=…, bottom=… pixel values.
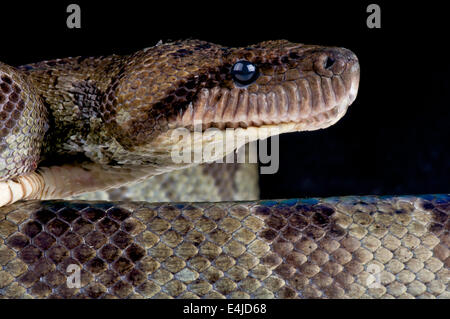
left=154, top=79, right=361, bottom=167
left=149, top=100, right=357, bottom=168
left=172, top=81, right=359, bottom=135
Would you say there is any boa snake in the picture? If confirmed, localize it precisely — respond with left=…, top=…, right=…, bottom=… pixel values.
left=0, top=40, right=448, bottom=299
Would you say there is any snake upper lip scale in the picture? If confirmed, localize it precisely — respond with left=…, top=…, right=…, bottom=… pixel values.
left=0, top=40, right=448, bottom=300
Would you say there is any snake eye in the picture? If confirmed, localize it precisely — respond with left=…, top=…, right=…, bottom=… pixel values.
left=231, top=60, right=259, bottom=87
left=324, top=56, right=335, bottom=69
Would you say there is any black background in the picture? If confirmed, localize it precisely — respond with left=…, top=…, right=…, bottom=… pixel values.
left=1, top=1, right=448, bottom=199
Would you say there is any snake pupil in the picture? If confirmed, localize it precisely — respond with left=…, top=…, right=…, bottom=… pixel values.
left=324, top=57, right=335, bottom=69
left=231, top=60, right=259, bottom=87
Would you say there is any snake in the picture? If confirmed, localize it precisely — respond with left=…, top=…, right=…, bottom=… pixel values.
left=0, top=40, right=448, bottom=299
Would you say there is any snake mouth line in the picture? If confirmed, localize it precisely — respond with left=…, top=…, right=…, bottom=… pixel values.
left=175, top=71, right=359, bottom=132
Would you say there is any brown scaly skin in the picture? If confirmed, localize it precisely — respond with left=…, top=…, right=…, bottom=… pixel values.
left=0, top=62, right=48, bottom=180
left=0, top=39, right=359, bottom=202
left=0, top=195, right=448, bottom=298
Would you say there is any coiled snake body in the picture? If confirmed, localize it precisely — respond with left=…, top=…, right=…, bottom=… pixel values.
left=0, top=40, right=448, bottom=299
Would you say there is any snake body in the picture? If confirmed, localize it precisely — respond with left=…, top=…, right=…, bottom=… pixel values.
left=0, top=195, right=448, bottom=299
left=0, top=40, right=448, bottom=299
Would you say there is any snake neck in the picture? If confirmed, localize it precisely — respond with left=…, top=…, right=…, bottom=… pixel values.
left=19, top=55, right=129, bottom=166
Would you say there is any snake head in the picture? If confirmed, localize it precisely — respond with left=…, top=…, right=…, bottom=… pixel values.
left=102, top=40, right=359, bottom=165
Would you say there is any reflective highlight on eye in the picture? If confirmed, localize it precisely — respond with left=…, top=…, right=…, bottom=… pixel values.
left=231, top=60, right=259, bottom=87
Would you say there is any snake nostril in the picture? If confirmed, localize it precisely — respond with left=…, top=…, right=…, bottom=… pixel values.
left=324, top=56, right=335, bottom=69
